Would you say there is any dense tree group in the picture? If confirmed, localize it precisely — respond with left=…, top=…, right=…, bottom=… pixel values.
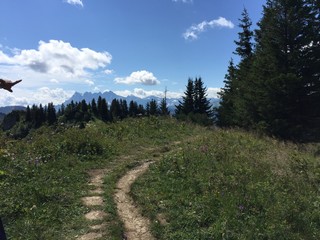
left=1, top=96, right=169, bottom=138
left=175, top=77, right=213, bottom=125
left=217, top=0, right=320, bottom=140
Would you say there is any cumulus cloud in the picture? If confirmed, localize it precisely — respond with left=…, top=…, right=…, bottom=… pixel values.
left=0, top=87, right=74, bottom=107
left=114, top=70, right=160, bottom=85
left=65, top=0, right=83, bottom=7
left=207, top=87, right=221, bottom=98
left=104, top=69, right=114, bottom=75
left=115, top=88, right=183, bottom=99
left=0, top=40, right=112, bottom=79
left=50, top=79, right=59, bottom=84
left=85, top=79, right=95, bottom=86
left=183, top=17, right=234, bottom=40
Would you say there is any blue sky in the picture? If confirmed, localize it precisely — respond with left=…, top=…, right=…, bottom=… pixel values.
left=0, top=0, right=265, bottom=106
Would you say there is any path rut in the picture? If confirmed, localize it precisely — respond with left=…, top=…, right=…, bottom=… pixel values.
left=114, top=162, right=155, bottom=240
left=76, top=169, right=108, bottom=240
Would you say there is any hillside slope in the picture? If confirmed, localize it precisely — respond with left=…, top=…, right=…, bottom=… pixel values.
left=133, top=129, right=320, bottom=239
left=1, top=118, right=319, bottom=239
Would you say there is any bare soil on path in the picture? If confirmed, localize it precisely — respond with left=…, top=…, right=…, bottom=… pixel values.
left=114, top=161, right=155, bottom=240
left=76, top=169, right=108, bottom=240
left=76, top=161, right=156, bottom=240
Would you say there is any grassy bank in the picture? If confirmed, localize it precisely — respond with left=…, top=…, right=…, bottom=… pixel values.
left=0, top=117, right=202, bottom=239
left=132, top=129, right=320, bottom=239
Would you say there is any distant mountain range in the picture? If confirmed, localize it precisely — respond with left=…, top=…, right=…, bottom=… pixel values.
left=63, top=91, right=220, bottom=113
left=0, top=106, right=26, bottom=123
left=0, top=91, right=220, bottom=117
left=0, top=106, right=26, bottom=114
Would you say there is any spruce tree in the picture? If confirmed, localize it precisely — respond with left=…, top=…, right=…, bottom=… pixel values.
left=217, top=59, right=237, bottom=126
left=110, top=99, right=121, bottom=120
left=99, top=98, right=109, bottom=122
left=160, top=98, right=169, bottom=116
left=251, top=0, right=320, bottom=138
left=47, top=102, right=57, bottom=125
left=91, top=99, right=98, bottom=117
left=129, top=100, right=138, bottom=117
left=175, top=78, right=194, bottom=115
left=194, top=77, right=212, bottom=117
left=149, top=99, right=159, bottom=116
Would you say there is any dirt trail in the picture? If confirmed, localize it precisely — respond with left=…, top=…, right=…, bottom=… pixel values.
left=76, top=169, right=108, bottom=240
left=114, top=161, right=155, bottom=240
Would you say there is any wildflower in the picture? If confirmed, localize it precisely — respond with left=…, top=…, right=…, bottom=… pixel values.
left=238, top=205, right=245, bottom=212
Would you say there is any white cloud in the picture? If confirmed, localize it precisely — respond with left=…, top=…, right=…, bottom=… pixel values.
left=183, top=17, right=234, bottom=40
left=33, top=87, right=74, bottom=105
left=115, top=88, right=183, bottom=99
left=0, top=87, right=74, bottom=107
left=207, top=87, right=221, bottom=98
left=85, top=79, right=95, bottom=86
left=65, top=0, right=83, bottom=7
left=50, top=79, right=59, bottom=84
left=104, top=69, right=114, bottom=75
left=0, top=40, right=112, bottom=79
left=114, top=70, right=160, bottom=85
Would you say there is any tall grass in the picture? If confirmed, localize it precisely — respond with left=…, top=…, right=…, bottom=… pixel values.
left=0, top=117, right=201, bottom=239
left=132, top=129, right=320, bottom=239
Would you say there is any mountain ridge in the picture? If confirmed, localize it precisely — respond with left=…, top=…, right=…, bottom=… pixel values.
left=63, top=91, right=220, bottom=113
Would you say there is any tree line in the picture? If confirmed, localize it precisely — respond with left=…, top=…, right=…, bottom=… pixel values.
left=1, top=76, right=215, bottom=138
left=1, top=96, right=170, bottom=138
left=217, top=0, right=319, bottom=141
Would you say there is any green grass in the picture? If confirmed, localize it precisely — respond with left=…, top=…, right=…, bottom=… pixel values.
left=2, top=117, right=320, bottom=239
left=0, top=117, right=202, bottom=239
left=132, top=129, right=320, bottom=239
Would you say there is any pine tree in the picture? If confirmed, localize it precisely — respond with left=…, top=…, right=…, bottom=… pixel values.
left=149, top=99, right=159, bottom=116
left=137, top=104, right=145, bottom=115
left=91, top=99, right=98, bottom=116
left=129, top=100, right=138, bottom=117
left=175, top=78, right=194, bottom=115
left=217, top=59, right=237, bottom=126
left=194, top=77, right=212, bottom=117
left=175, top=77, right=212, bottom=124
left=160, top=98, right=169, bottom=116
left=160, top=87, right=169, bottom=116
left=234, top=8, right=253, bottom=60
left=120, top=99, right=129, bottom=119
left=47, top=102, right=57, bottom=125
left=251, top=0, right=320, bottom=138
left=100, top=98, right=110, bottom=122
left=110, top=99, right=121, bottom=120
left=25, top=105, right=31, bottom=122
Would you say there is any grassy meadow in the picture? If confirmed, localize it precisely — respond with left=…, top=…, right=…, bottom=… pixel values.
left=0, top=117, right=201, bottom=239
left=0, top=117, right=319, bottom=239
left=132, top=128, right=320, bottom=239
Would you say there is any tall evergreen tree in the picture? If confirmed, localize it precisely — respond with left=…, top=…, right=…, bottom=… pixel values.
left=217, top=59, right=237, bottom=126
left=91, top=98, right=98, bottom=116
left=250, top=0, right=320, bottom=138
left=175, top=77, right=213, bottom=124
left=129, top=100, right=138, bottom=117
left=25, top=105, right=31, bottom=122
left=99, top=98, right=109, bottom=122
left=149, top=99, right=159, bottom=116
left=217, top=8, right=255, bottom=128
left=160, top=98, right=169, bottom=116
left=110, top=99, right=121, bottom=120
left=194, top=77, right=212, bottom=117
left=120, top=99, right=129, bottom=119
left=47, top=102, right=57, bottom=125
left=234, top=8, right=254, bottom=60
left=160, top=88, right=170, bottom=116
left=175, top=78, right=195, bottom=115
